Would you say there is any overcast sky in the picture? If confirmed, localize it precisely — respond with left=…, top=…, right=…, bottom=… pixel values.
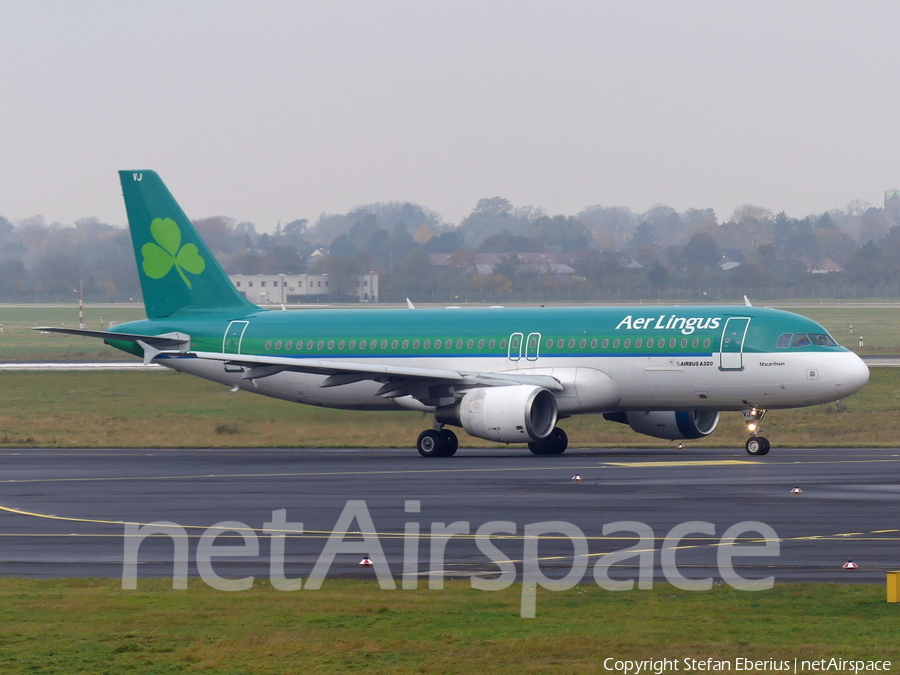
left=1, top=1, right=898, bottom=231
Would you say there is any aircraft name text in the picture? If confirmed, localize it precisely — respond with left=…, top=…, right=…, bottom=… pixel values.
left=616, top=315, right=722, bottom=335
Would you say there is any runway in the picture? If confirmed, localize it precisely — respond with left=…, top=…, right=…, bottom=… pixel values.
left=1, top=447, right=899, bottom=586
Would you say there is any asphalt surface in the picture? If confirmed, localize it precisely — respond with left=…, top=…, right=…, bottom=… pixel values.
left=1, top=446, right=898, bottom=587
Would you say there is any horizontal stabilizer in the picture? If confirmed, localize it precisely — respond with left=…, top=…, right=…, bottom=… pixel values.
left=34, top=327, right=190, bottom=350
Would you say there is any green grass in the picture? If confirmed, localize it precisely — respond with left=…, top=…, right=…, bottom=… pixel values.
left=0, top=369, right=896, bottom=448
left=0, top=305, right=147, bottom=361
left=0, top=579, right=896, bottom=674
left=789, top=306, right=899, bottom=356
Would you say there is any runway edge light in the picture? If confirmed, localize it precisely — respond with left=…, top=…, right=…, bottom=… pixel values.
left=843, top=559, right=859, bottom=570
left=887, top=571, right=900, bottom=603
left=572, top=474, right=582, bottom=483
left=359, top=556, right=373, bottom=568
left=791, top=486, right=803, bottom=495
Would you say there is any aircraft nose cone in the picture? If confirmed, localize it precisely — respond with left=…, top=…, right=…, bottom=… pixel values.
left=833, top=353, right=869, bottom=395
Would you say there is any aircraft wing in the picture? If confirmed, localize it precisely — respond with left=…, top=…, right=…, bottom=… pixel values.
left=159, top=349, right=564, bottom=394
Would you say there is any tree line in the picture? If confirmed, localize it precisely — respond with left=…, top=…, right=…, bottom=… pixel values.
left=1, top=194, right=899, bottom=302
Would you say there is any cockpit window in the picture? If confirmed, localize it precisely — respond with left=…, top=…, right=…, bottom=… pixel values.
left=791, top=333, right=811, bottom=348
left=809, top=333, right=837, bottom=346
left=776, top=333, right=792, bottom=349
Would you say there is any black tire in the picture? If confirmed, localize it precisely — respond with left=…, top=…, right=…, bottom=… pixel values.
left=528, top=440, right=551, bottom=455
left=417, top=429, right=444, bottom=457
left=440, top=429, right=458, bottom=456
left=547, top=427, right=568, bottom=455
left=745, top=436, right=770, bottom=456
left=528, top=427, right=568, bottom=456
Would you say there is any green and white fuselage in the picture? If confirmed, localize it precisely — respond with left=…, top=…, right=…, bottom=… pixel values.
left=41, top=171, right=870, bottom=456
left=109, top=305, right=864, bottom=414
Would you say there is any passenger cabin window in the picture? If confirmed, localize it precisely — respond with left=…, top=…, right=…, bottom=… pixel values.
left=500, top=339, right=507, bottom=348
left=546, top=339, right=553, bottom=348
left=286, top=341, right=292, bottom=350
left=635, top=338, right=642, bottom=348
left=557, top=339, right=564, bottom=348
left=602, top=339, right=609, bottom=348
left=327, top=340, right=334, bottom=350
left=413, top=340, right=420, bottom=349
left=591, top=339, right=597, bottom=348
left=306, top=340, right=313, bottom=350
left=647, top=338, right=654, bottom=348
left=776, top=333, right=793, bottom=349
left=613, top=339, right=620, bottom=348
left=317, top=340, right=324, bottom=349
left=402, top=340, right=409, bottom=349
left=456, top=339, right=463, bottom=349
left=579, top=339, right=586, bottom=348
left=623, top=339, right=631, bottom=348
left=489, top=339, right=496, bottom=348
left=381, top=340, right=388, bottom=349
left=703, top=338, right=711, bottom=348
left=265, top=341, right=272, bottom=350
left=669, top=338, right=676, bottom=348
left=424, top=340, right=431, bottom=349
left=391, top=340, right=398, bottom=349
left=349, top=340, right=356, bottom=349
left=792, top=333, right=811, bottom=348
left=478, top=339, right=484, bottom=349
left=568, top=339, right=575, bottom=348
left=338, top=340, right=345, bottom=350
left=467, top=339, right=474, bottom=349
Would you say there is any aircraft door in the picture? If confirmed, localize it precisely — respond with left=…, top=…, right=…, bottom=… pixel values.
left=223, top=321, right=249, bottom=354
left=525, top=332, right=541, bottom=361
left=508, top=332, right=523, bottom=361
left=719, top=317, right=750, bottom=370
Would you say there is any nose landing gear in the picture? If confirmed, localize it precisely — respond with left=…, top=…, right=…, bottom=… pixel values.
left=741, top=408, right=770, bottom=456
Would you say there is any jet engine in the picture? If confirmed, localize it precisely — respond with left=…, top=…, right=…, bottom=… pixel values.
left=436, top=385, right=557, bottom=443
left=604, top=410, right=720, bottom=440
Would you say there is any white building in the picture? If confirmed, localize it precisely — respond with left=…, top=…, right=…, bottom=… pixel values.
left=229, top=273, right=378, bottom=304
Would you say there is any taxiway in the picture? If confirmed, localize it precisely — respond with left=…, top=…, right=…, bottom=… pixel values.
left=1, top=447, right=898, bottom=585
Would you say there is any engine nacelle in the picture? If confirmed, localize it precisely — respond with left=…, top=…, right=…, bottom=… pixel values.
left=436, top=385, right=557, bottom=443
left=605, top=410, right=720, bottom=440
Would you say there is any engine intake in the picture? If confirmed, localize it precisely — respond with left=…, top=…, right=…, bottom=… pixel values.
left=436, top=385, right=557, bottom=443
left=604, top=410, right=720, bottom=440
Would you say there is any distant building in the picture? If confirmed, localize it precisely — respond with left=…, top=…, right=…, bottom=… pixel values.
left=429, top=252, right=575, bottom=277
left=885, top=189, right=900, bottom=223
left=229, top=273, right=378, bottom=304
left=801, top=257, right=845, bottom=274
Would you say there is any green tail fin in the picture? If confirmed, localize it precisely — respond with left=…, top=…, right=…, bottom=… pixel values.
left=119, top=170, right=259, bottom=318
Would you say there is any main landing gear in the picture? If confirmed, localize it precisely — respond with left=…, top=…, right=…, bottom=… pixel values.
left=528, top=427, right=568, bottom=456
left=415, top=424, right=569, bottom=457
left=416, top=427, right=458, bottom=457
left=741, top=407, right=770, bottom=456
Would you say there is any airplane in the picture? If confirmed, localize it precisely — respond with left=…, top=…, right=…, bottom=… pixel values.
left=38, top=171, right=870, bottom=458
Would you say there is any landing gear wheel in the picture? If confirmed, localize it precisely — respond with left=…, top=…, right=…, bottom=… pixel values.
left=440, top=429, right=458, bottom=457
left=528, top=427, right=568, bottom=456
left=417, top=430, right=444, bottom=457
left=745, top=436, right=770, bottom=456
